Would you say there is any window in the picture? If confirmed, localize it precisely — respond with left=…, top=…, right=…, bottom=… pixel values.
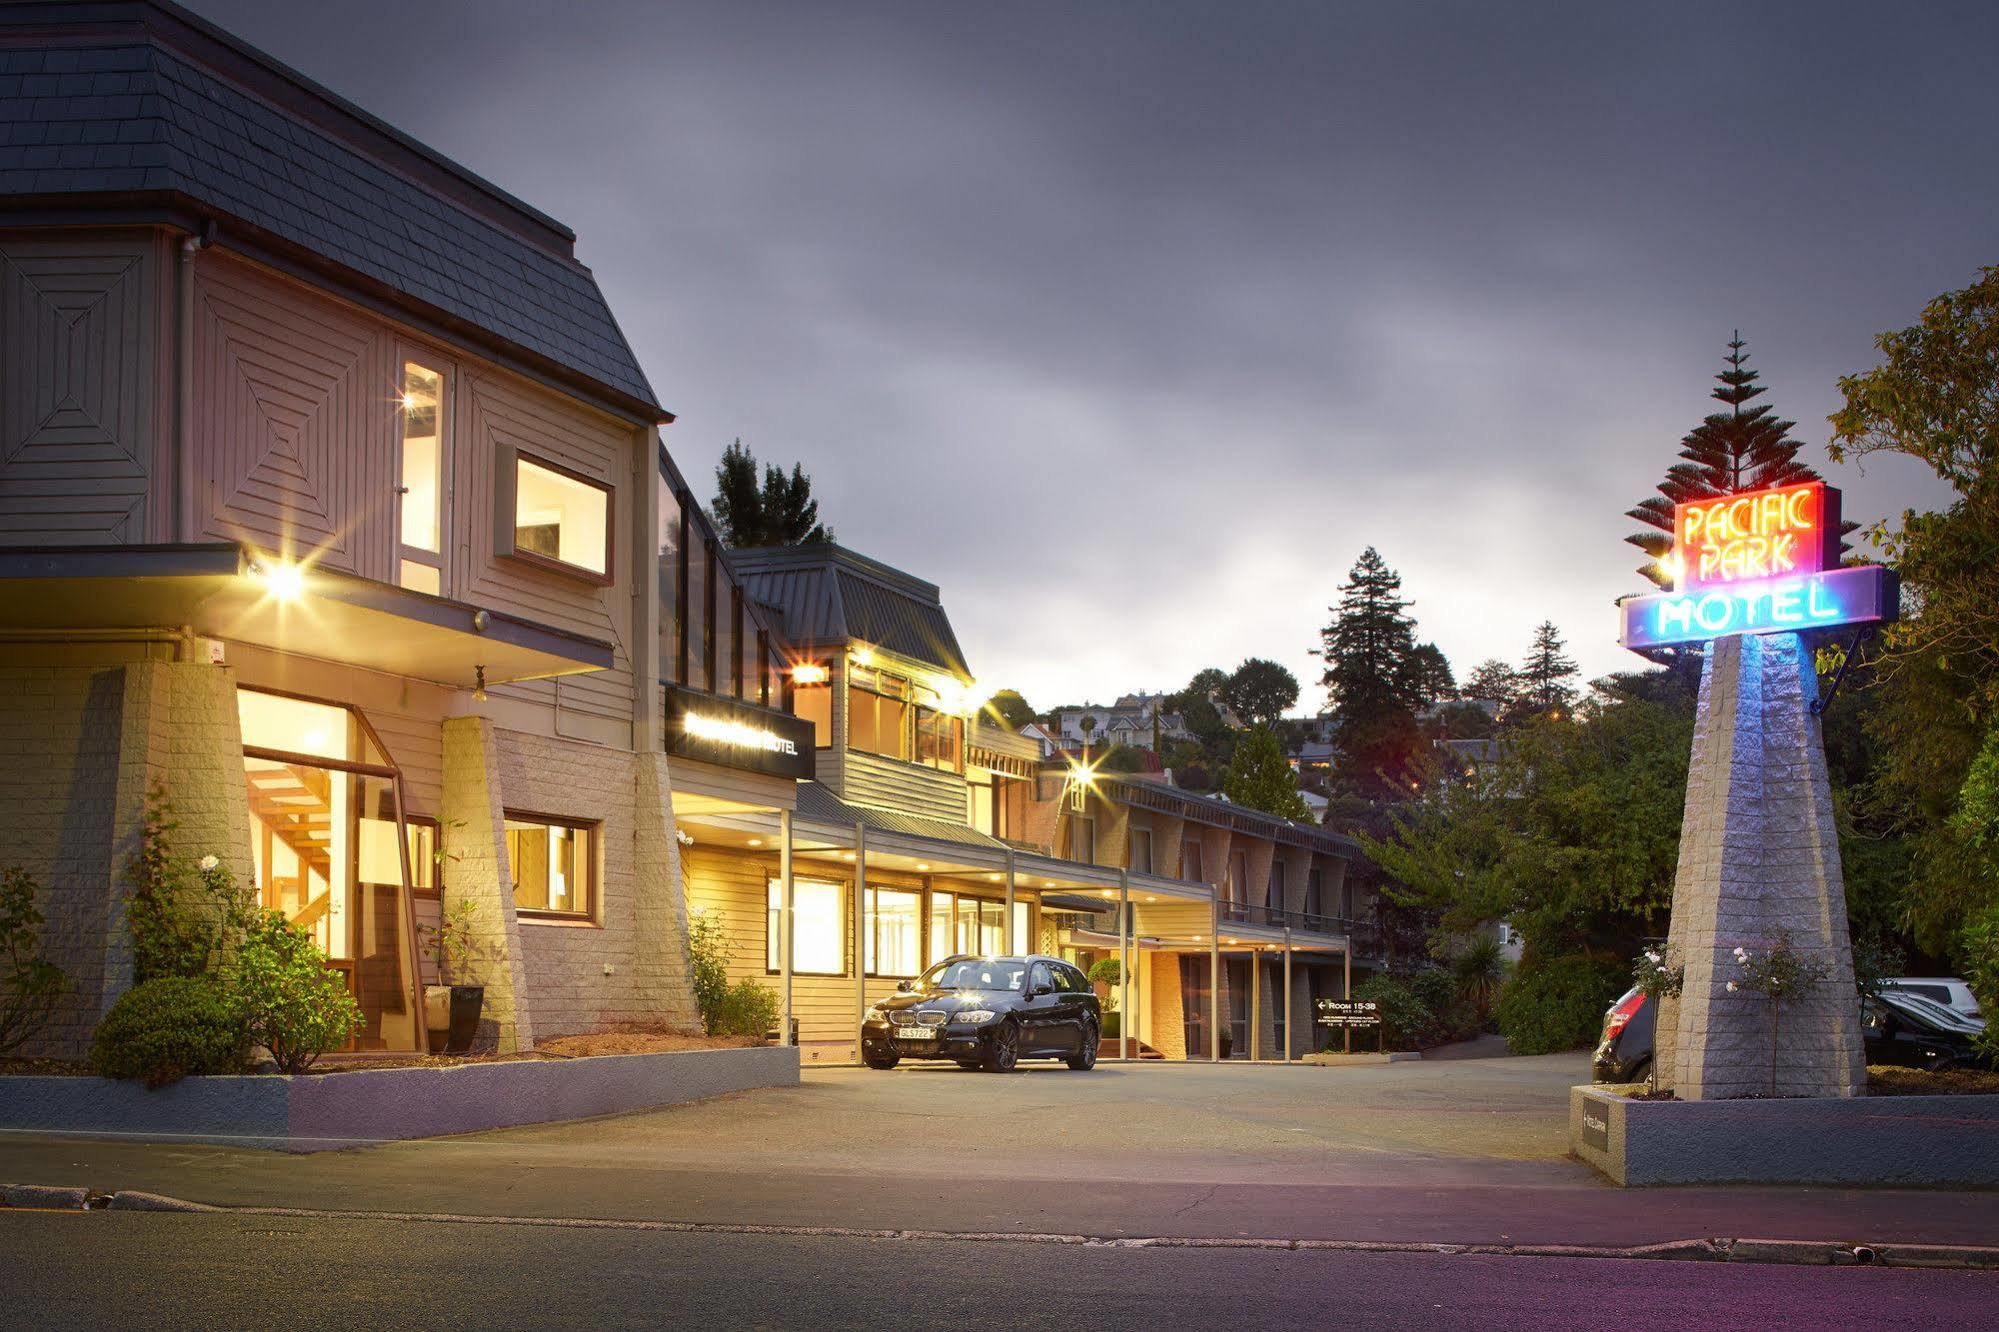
left=1228, top=850, right=1249, bottom=907
left=513, top=454, right=610, bottom=578
left=792, top=674, right=833, bottom=747
left=658, top=467, right=683, bottom=684
left=1307, top=866, right=1325, bottom=918
left=849, top=677, right=911, bottom=760
left=398, top=360, right=446, bottom=594
left=915, top=707, right=962, bottom=772
left=407, top=816, right=438, bottom=900
left=1130, top=826, right=1154, bottom=875
left=1030, top=962, right=1053, bottom=993
left=767, top=878, right=845, bottom=975
left=1268, top=858, right=1286, bottom=910
left=865, top=887, right=921, bottom=977
left=505, top=815, right=595, bottom=919
left=1014, top=901, right=1032, bottom=953
left=1068, top=815, right=1095, bottom=864
left=928, top=892, right=1003, bottom=962
left=1182, top=840, right=1204, bottom=884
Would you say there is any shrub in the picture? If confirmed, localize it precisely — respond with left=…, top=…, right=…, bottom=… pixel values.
left=715, top=978, right=780, bottom=1042
left=1352, top=974, right=1431, bottom=1050
left=686, top=912, right=733, bottom=1036
left=1495, top=953, right=1626, bottom=1055
left=1, top=866, right=66, bottom=1056
left=91, top=975, right=247, bottom=1087
left=125, top=790, right=254, bottom=983
left=233, top=910, right=363, bottom=1074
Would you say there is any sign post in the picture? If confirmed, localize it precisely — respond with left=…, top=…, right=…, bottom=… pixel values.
left=1620, top=482, right=1892, bottom=1100
left=1315, top=998, right=1383, bottom=1055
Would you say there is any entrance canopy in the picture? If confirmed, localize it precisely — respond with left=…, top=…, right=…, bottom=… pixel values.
left=0, top=543, right=613, bottom=688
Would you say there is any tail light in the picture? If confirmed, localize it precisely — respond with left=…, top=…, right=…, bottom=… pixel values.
left=1602, top=992, right=1644, bottom=1041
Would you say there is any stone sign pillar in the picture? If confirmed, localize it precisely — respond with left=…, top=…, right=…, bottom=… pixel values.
left=1654, top=632, right=1864, bottom=1100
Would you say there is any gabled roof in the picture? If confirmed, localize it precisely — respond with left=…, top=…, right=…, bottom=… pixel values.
left=0, top=0, right=659, bottom=415
left=732, top=543, right=972, bottom=680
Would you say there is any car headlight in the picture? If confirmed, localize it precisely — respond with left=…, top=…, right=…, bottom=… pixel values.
left=864, top=1006, right=887, bottom=1024
left=957, top=1010, right=997, bottom=1024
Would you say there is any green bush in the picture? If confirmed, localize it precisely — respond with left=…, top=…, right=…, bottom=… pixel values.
left=686, top=912, right=734, bottom=1036
left=1, top=866, right=66, bottom=1056
left=91, top=975, right=247, bottom=1087
left=715, top=978, right=780, bottom=1042
left=233, top=910, right=363, bottom=1074
left=1495, top=953, right=1626, bottom=1054
left=125, top=791, right=254, bottom=983
left=1352, top=974, right=1431, bottom=1049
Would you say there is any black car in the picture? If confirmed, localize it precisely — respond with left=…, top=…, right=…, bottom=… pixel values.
left=861, top=955, right=1101, bottom=1072
left=1593, top=986, right=1655, bottom=1083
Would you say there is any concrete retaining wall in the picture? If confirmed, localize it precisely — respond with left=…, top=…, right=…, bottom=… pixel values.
left=0, top=1045, right=799, bottom=1152
left=1571, top=1084, right=1999, bottom=1186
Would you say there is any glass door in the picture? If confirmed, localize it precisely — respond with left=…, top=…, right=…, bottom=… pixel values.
left=239, top=689, right=422, bottom=1052
left=1180, top=955, right=1210, bottom=1060
left=1227, top=958, right=1251, bottom=1058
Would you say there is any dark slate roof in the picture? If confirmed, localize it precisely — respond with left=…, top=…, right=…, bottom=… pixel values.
left=732, top=544, right=973, bottom=679
left=0, top=15, right=658, bottom=411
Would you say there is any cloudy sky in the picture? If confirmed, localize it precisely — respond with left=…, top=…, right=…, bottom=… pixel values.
left=190, top=0, right=1986, bottom=711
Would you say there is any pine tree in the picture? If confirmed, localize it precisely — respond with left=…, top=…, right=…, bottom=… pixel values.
left=1319, top=548, right=1425, bottom=799
left=711, top=439, right=832, bottom=547
left=1518, top=621, right=1579, bottom=716
left=1625, top=335, right=1824, bottom=588
left=1221, top=726, right=1312, bottom=821
left=1399, top=642, right=1457, bottom=711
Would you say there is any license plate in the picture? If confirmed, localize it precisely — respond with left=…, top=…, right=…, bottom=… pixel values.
left=898, top=1027, right=938, bottom=1040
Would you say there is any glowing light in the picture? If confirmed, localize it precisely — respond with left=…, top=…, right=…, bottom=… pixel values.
left=683, top=711, right=799, bottom=757
left=987, top=873, right=1002, bottom=882
left=851, top=645, right=874, bottom=668
left=748, top=839, right=763, bottom=847
left=791, top=662, right=829, bottom=686
left=841, top=852, right=857, bottom=862
left=1618, top=566, right=1898, bottom=650
left=252, top=559, right=306, bottom=602
left=916, top=862, right=931, bottom=871
left=1675, top=481, right=1831, bottom=589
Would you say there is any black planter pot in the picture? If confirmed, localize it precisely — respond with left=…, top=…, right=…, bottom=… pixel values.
left=445, top=985, right=484, bottom=1054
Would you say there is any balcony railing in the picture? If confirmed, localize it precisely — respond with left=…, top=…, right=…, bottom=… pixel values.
left=1219, top=902, right=1384, bottom=955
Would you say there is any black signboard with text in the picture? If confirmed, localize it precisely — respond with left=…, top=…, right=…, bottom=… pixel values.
left=1314, top=999, right=1381, bottom=1028
left=663, top=685, right=815, bottom=782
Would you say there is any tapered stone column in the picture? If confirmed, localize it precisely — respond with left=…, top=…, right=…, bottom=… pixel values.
left=1655, top=632, right=1864, bottom=1100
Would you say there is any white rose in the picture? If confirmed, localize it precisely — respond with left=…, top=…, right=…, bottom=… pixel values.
left=198, top=855, right=219, bottom=871
left=1725, top=981, right=1738, bottom=992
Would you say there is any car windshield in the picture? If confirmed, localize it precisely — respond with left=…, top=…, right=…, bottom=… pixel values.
left=922, top=959, right=1027, bottom=992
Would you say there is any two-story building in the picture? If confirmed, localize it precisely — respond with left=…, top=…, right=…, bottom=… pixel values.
left=0, top=0, right=790, bottom=1057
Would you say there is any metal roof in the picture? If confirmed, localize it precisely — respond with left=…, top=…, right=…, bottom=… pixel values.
left=732, top=544, right=972, bottom=679
left=0, top=4, right=659, bottom=411
left=1101, top=774, right=1359, bottom=858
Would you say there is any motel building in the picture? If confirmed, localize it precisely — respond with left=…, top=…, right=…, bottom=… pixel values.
left=671, top=542, right=1374, bottom=1065
left=0, top=0, right=1372, bottom=1068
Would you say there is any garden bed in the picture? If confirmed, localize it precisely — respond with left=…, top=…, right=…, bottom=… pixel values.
left=0, top=1044, right=798, bottom=1152
left=1571, top=1082, right=1999, bottom=1186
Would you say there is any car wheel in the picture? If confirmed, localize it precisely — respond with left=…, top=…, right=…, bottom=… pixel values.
left=862, top=1047, right=900, bottom=1070
left=984, top=1020, right=1020, bottom=1073
left=1066, top=1019, right=1099, bottom=1071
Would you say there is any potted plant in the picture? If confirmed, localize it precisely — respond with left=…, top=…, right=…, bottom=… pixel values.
left=1088, top=957, right=1123, bottom=1049
left=418, top=898, right=484, bottom=1054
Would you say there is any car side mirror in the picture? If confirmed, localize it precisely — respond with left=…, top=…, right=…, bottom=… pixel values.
left=896, top=979, right=914, bottom=993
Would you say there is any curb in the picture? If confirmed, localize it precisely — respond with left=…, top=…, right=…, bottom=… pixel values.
left=5, top=1182, right=1998, bottom=1270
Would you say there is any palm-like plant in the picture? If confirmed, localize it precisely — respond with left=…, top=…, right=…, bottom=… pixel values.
left=1452, top=935, right=1509, bottom=1023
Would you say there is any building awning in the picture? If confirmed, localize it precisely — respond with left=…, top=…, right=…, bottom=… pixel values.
left=0, top=543, right=613, bottom=689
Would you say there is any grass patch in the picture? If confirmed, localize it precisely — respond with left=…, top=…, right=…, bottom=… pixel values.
left=1868, top=1065, right=1999, bottom=1096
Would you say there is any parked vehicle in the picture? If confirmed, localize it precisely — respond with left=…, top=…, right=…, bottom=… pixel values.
left=861, top=955, right=1101, bottom=1072
left=1593, top=986, right=1654, bottom=1083
left=1881, top=977, right=1982, bottom=1022
left=1863, top=990, right=1993, bottom=1072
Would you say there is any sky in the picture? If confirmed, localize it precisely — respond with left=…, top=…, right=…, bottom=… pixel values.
left=186, top=0, right=1987, bottom=713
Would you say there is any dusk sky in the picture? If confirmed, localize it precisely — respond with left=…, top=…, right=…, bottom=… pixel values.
left=187, top=1, right=1986, bottom=713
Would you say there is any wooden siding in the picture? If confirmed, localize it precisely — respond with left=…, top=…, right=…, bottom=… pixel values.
left=0, top=235, right=164, bottom=543
left=842, top=750, right=967, bottom=823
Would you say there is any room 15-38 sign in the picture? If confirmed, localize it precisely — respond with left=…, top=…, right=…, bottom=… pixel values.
left=1618, top=481, right=1899, bottom=651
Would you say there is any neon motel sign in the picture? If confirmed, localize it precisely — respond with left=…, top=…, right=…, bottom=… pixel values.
left=682, top=710, right=800, bottom=757
left=1618, top=481, right=1899, bottom=651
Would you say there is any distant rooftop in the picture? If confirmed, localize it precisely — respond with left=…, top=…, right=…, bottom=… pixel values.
left=0, top=0, right=660, bottom=414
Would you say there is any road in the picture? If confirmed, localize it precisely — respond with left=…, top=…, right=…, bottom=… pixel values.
left=5, top=1057, right=1996, bottom=1249
left=4, top=1210, right=1995, bottom=1331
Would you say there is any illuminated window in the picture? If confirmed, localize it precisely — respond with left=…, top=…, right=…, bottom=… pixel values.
left=792, top=676, right=833, bottom=747
left=407, top=817, right=438, bottom=899
left=514, top=455, right=610, bottom=578
left=915, top=707, right=962, bottom=772
left=1013, top=901, right=1032, bottom=952
left=865, top=887, right=921, bottom=977
left=849, top=678, right=910, bottom=760
left=398, top=361, right=446, bottom=593
left=768, top=879, right=844, bottom=975
left=506, top=815, right=595, bottom=919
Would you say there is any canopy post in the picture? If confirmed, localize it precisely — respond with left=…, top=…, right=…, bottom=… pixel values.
left=780, top=808, right=794, bottom=1047
left=1282, top=928, right=1293, bottom=1064
left=1118, top=868, right=1131, bottom=1061
left=1004, top=846, right=1016, bottom=953
left=853, top=821, right=867, bottom=1065
left=1209, top=895, right=1221, bottom=1062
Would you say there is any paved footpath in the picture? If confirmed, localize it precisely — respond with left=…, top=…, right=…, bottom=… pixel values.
left=4, top=1057, right=1996, bottom=1254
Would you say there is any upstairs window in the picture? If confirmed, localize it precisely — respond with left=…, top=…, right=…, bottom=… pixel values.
left=915, top=706, right=962, bottom=772
left=850, top=676, right=911, bottom=761
left=397, top=360, right=447, bottom=595
left=514, top=454, right=610, bottom=579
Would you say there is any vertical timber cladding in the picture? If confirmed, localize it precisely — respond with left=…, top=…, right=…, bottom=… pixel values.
left=663, top=686, right=814, bottom=781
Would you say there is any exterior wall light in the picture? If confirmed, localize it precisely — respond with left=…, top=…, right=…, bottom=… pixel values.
left=791, top=662, right=829, bottom=686
left=251, top=558, right=306, bottom=602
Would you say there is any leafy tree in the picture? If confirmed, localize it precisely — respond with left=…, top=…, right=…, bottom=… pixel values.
left=1217, top=658, right=1300, bottom=730
left=1625, top=335, right=1825, bottom=588
left=986, top=689, right=1037, bottom=731
left=1221, top=726, right=1312, bottom=821
left=711, top=439, right=831, bottom=547
left=1517, top=621, right=1579, bottom=717
left=1319, top=548, right=1425, bottom=800
left=1170, top=668, right=1239, bottom=768
left=1461, top=659, right=1523, bottom=714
